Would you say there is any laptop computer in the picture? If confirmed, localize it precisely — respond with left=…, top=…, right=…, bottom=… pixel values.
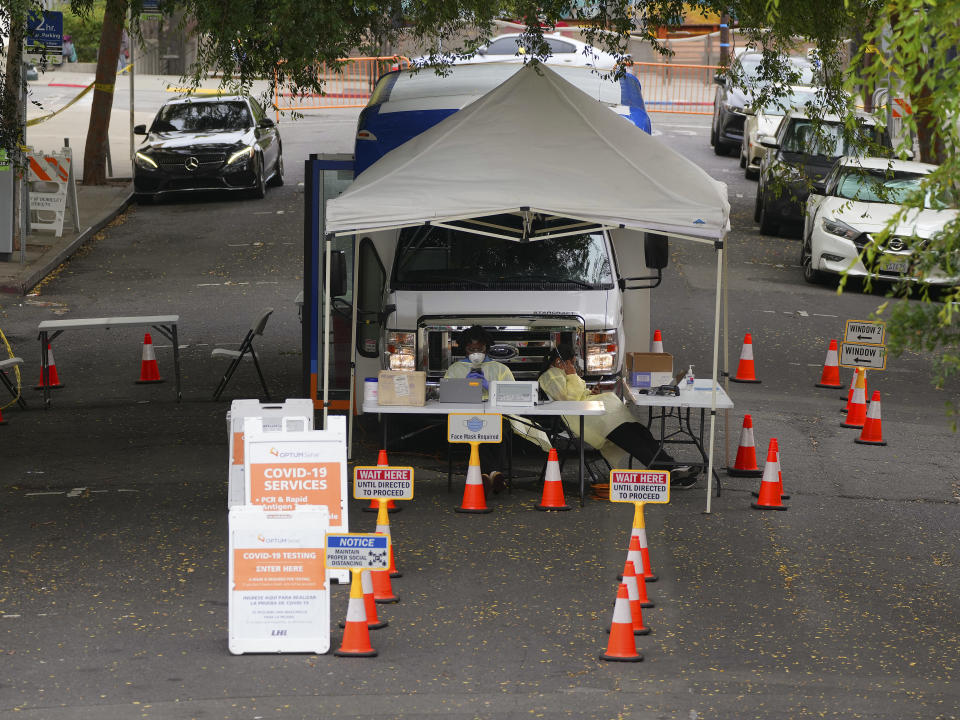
left=439, top=377, right=484, bottom=403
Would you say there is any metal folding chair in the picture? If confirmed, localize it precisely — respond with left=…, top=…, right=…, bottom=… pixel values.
left=211, top=308, right=273, bottom=401
left=0, top=357, right=28, bottom=409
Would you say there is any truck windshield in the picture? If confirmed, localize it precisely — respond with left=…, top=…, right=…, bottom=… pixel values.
left=392, top=224, right=614, bottom=290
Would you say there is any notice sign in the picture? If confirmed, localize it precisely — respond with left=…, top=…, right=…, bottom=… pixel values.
left=325, top=533, right=390, bottom=570
left=448, top=413, right=502, bottom=443
left=844, top=319, right=885, bottom=346
left=228, top=506, right=330, bottom=655
left=609, top=469, right=671, bottom=504
left=840, top=342, right=886, bottom=370
left=353, top=466, right=414, bottom=501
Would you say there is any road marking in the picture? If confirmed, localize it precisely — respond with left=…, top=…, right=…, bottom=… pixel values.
left=744, top=261, right=800, bottom=269
left=25, top=491, right=63, bottom=496
left=761, top=310, right=838, bottom=318
left=66, top=488, right=87, bottom=497
left=3, top=614, right=22, bottom=619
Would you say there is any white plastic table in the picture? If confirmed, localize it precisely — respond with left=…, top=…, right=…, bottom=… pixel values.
left=624, top=378, right=734, bottom=494
left=37, top=315, right=181, bottom=408
left=362, top=398, right=605, bottom=505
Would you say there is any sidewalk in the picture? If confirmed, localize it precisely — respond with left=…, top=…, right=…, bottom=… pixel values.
left=0, top=181, right=133, bottom=295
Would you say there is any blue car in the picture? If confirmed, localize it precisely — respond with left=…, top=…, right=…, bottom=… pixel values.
left=355, top=63, right=651, bottom=175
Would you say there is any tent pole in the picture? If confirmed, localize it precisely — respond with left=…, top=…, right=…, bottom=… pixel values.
left=722, top=233, right=731, bottom=468
left=705, top=238, right=724, bottom=513
left=347, top=236, right=361, bottom=460
left=322, top=235, right=333, bottom=429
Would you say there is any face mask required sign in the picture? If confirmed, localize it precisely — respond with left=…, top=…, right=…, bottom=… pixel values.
left=447, top=413, right=502, bottom=443
left=609, top=469, right=671, bottom=504
left=228, top=506, right=330, bottom=655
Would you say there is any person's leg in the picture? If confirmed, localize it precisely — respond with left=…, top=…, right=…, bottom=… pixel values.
left=606, top=422, right=674, bottom=467
left=478, top=441, right=508, bottom=492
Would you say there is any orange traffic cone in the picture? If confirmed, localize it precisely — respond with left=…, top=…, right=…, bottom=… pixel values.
left=334, top=571, right=377, bottom=657
left=727, top=414, right=763, bottom=477
left=455, top=442, right=492, bottom=514
left=370, top=555, right=399, bottom=604
left=754, top=437, right=790, bottom=500
left=363, top=449, right=400, bottom=513
left=0, top=406, right=7, bottom=426
left=855, top=391, right=887, bottom=446
left=135, top=333, right=163, bottom=384
left=535, top=448, right=570, bottom=511
left=339, top=569, right=387, bottom=630
left=751, top=438, right=787, bottom=511
left=620, top=534, right=654, bottom=608
left=729, top=333, right=761, bottom=383
left=843, top=368, right=867, bottom=413
left=35, top=344, right=63, bottom=389
left=620, top=560, right=651, bottom=635
left=618, top=503, right=657, bottom=582
left=816, top=339, right=843, bottom=389
left=374, top=500, right=401, bottom=578
left=651, top=329, right=664, bottom=354
left=842, top=368, right=868, bottom=429
left=599, top=582, right=644, bottom=662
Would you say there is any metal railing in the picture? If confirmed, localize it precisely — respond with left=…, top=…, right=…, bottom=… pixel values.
left=632, top=61, right=719, bottom=115
left=274, top=57, right=411, bottom=120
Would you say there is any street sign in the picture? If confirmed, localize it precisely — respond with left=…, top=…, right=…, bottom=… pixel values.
left=447, top=413, right=502, bottom=443
left=609, top=469, right=671, bottom=504
left=228, top=506, right=330, bottom=655
left=353, top=466, right=414, bottom=501
left=840, top=342, right=886, bottom=370
left=325, top=533, right=390, bottom=570
left=844, top=319, right=885, bottom=346
left=25, top=11, right=63, bottom=65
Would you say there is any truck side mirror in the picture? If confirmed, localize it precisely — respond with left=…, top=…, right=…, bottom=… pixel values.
left=329, top=250, right=347, bottom=298
left=644, top=233, right=669, bottom=270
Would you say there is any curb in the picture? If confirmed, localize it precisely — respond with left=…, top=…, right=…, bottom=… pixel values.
left=0, top=188, right=134, bottom=296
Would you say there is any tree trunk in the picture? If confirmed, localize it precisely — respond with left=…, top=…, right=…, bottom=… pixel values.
left=4, top=29, right=24, bottom=251
left=913, top=82, right=943, bottom=164
left=82, top=0, right=127, bottom=185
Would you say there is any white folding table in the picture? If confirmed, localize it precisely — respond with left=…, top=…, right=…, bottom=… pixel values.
left=38, top=315, right=182, bottom=409
left=362, top=398, right=605, bottom=505
left=624, top=378, right=734, bottom=495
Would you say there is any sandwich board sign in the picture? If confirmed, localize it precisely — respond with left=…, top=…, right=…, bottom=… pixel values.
left=244, top=414, right=349, bottom=583
left=608, top=469, right=671, bottom=504
left=228, top=505, right=330, bottom=655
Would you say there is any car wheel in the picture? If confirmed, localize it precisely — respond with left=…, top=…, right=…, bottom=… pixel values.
left=745, top=164, right=759, bottom=181
left=739, top=151, right=746, bottom=169
left=758, top=194, right=779, bottom=236
left=714, top=138, right=732, bottom=156
left=710, top=116, right=718, bottom=147
left=251, top=154, right=266, bottom=199
left=268, top=151, right=284, bottom=187
left=754, top=187, right=763, bottom=223
left=800, top=239, right=825, bottom=284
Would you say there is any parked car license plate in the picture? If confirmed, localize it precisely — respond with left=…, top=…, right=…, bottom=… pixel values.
left=883, top=259, right=909, bottom=274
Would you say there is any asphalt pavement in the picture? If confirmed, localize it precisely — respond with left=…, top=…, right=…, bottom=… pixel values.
left=0, top=82, right=958, bottom=720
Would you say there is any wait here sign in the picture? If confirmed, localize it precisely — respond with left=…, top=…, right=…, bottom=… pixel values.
left=353, top=466, right=414, bottom=501
left=609, top=469, right=671, bottom=504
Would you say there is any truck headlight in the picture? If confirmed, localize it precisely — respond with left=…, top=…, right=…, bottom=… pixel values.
left=386, top=331, right=416, bottom=371
left=134, top=151, right=157, bottom=169
left=586, top=331, right=617, bottom=374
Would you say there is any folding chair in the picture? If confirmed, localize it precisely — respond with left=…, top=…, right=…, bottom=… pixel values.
left=211, top=308, right=273, bottom=401
left=0, top=357, right=28, bottom=409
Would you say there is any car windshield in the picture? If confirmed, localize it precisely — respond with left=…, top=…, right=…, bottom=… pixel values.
left=152, top=101, right=252, bottom=132
left=738, top=56, right=816, bottom=86
left=393, top=221, right=613, bottom=289
left=758, top=89, right=820, bottom=115
left=835, top=169, right=940, bottom=206
left=782, top=119, right=881, bottom=156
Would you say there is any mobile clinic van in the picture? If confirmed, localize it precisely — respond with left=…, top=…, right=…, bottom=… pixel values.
left=310, top=64, right=729, bottom=418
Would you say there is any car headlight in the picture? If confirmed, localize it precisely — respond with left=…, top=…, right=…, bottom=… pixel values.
left=134, top=151, right=157, bottom=169
left=227, top=147, right=254, bottom=166
left=586, top=330, right=617, bottom=374
left=822, top=218, right=861, bottom=241
left=386, top=331, right=416, bottom=371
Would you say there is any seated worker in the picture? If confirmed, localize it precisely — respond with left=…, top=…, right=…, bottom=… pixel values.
left=538, top=344, right=699, bottom=489
left=443, top=325, right=514, bottom=494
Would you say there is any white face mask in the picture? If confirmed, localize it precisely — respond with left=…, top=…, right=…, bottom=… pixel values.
left=468, top=352, right=485, bottom=366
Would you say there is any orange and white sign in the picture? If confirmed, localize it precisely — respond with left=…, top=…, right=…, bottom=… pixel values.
left=228, top=506, right=330, bottom=655
left=248, top=461, right=341, bottom=515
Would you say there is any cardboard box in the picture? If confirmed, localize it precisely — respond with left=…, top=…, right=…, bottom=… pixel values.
left=377, top=370, right=426, bottom=406
left=625, top=352, right=674, bottom=388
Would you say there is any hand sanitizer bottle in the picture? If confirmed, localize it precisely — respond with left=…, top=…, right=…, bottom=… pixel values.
left=685, top=364, right=695, bottom=388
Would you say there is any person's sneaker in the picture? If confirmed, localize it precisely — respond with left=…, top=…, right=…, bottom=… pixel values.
left=490, top=471, right=507, bottom=494
left=670, top=465, right=699, bottom=489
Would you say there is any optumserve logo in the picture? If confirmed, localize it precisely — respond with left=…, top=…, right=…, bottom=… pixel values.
left=256, top=534, right=297, bottom=545
left=268, top=447, right=322, bottom=459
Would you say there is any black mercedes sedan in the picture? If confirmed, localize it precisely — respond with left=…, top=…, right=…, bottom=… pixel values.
left=133, top=95, right=282, bottom=201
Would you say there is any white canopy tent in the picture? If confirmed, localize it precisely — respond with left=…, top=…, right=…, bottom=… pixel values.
left=324, top=63, right=731, bottom=510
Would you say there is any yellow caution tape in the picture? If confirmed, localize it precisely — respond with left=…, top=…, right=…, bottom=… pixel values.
left=0, top=327, right=22, bottom=410
left=94, top=82, right=115, bottom=93
left=26, top=81, right=94, bottom=126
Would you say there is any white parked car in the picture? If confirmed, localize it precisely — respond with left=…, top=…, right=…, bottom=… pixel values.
left=741, top=86, right=822, bottom=179
left=801, top=157, right=958, bottom=286
left=412, top=33, right=620, bottom=69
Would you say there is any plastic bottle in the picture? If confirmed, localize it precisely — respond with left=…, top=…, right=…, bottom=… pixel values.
left=685, top=364, right=695, bottom=388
